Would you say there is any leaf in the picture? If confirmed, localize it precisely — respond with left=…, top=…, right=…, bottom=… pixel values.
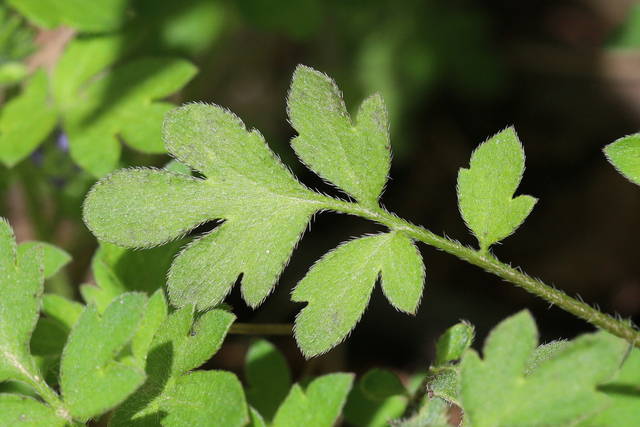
left=132, top=289, right=168, bottom=369
left=7, top=0, right=130, bottom=32
left=18, top=241, right=71, bottom=279
left=60, top=292, right=147, bottom=421
left=272, top=373, right=354, bottom=427
left=457, top=127, right=537, bottom=251
left=343, top=381, right=407, bottom=427
left=288, top=65, right=391, bottom=206
left=61, top=57, right=197, bottom=176
left=435, top=321, right=474, bottom=366
left=360, top=369, right=407, bottom=401
left=576, top=345, right=640, bottom=426
left=245, top=339, right=292, bottom=422
left=0, top=69, right=57, bottom=167
left=0, top=394, right=66, bottom=427
left=161, top=371, right=248, bottom=427
left=110, top=306, right=235, bottom=425
left=459, top=310, right=628, bottom=426
left=0, top=218, right=44, bottom=385
left=84, top=103, right=323, bottom=310
left=293, top=232, right=424, bottom=357
left=604, top=133, right=640, bottom=186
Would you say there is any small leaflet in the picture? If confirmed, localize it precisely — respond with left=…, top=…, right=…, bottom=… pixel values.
left=605, top=133, right=640, bottom=186
left=457, top=127, right=537, bottom=251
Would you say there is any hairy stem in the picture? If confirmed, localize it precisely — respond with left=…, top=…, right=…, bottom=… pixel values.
left=323, top=198, right=640, bottom=348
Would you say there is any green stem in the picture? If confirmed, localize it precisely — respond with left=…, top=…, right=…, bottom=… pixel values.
left=20, top=363, right=72, bottom=423
left=321, top=198, right=640, bottom=348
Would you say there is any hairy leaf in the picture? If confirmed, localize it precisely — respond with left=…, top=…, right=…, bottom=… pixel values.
left=60, top=292, right=147, bottom=421
left=85, top=103, right=323, bottom=310
left=605, top=133, right=640, bottom=186
left=272, top=373, right=354, bottom=427
left=457, top=127, right=537, bottom=251
left=288, top=65, right=390, bottom=206
left=293, top=232, right=424, bottom=357
left=0, top=218, right=44, bottom=385
left=459, top=310, right=628, bottom=426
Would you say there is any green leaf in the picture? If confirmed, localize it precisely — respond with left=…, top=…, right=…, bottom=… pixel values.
left=604, top=133, right=640, bottom=186
left=18, top=241, right=71, bottom=279
left=428, top=367, right=460, bottom=408
left=272, top=373, right=354, bottom=427
left=60, top=292, right=147, bottom=421
left=0, top=394, right=66, bottom=427
left=576, top=345, right=640, bottom=426
left=457, top=127, right=537, bottom=251
left=288, top=65, right=391, bottom=206
left=343, top=381, right=407, bottom=427
left=293, top=232, right=424, bottom=357
left=248, top=406, right=268, bottom=427
left=435, top=321, right=474, bottom=366
left=84, top=103, right=323, bottom=310
left=459, top=310, right=628, bottom=426
left=245, top=339, right=292, bottom=422
left=161, top=371, right=248, bottom=427
left=61, top=57, right=197, bottom=176
left=0, top=70, right=57, bottom=167
left=110, top=306, right=235, bottom=425
left=132, top=289, right=168, bottom=369
left=7, top=0, right=130, bottom=32
left=0, top=218, right=44, bottom=385
left=391, top=396, right=450, bottom=427
left=360, top=369, right=407, bottom=401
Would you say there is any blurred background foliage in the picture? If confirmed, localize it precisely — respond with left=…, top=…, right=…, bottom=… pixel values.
left=2, top=0, right=640, bottom=378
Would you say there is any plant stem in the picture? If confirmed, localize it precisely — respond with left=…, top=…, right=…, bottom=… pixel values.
left=229, top=323, right=293, bottom=335
left=323, top=198, right=640, bottom=348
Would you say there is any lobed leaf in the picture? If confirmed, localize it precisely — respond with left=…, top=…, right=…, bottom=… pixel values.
left=0, top=69, right=57, bottom=167
left=605, top=133, right=640, bottom=186
left=272, top=373, right=354, bottom=427
left=288, top=65, right=391, bottom=206
left=0, top=218, right=44, bottom=385
left=85, top=103, right=324, bottom=310
left=457, top=127, right=537, bottom=251
left=293, top=232, right=424, bottom=358
left=459, top=310, right=628, bottom=426
left=60, top=292, right=147, bottom=421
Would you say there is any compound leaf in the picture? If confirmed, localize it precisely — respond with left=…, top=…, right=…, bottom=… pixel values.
left=605, top=133, right=640, bottom=186
left=273, top=373, right=354, bottom=427
left=459, top=310, right=628, bottom=426
left=60, top=292, right=147, bottom=421
left=85, top=103, right=323, bottom=310
left=0, top=218, right=44, bottom=385
left=245, top=339, right=292, bottom=422
left=293, top=232, right=424, bottom=358
left=457, top=127, right=537, bottom=251
left=288, top=65, right=391, bottom=206
left=0, top=394, right=66, bottom=427
left=0, top=69, right=57, bottom=167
